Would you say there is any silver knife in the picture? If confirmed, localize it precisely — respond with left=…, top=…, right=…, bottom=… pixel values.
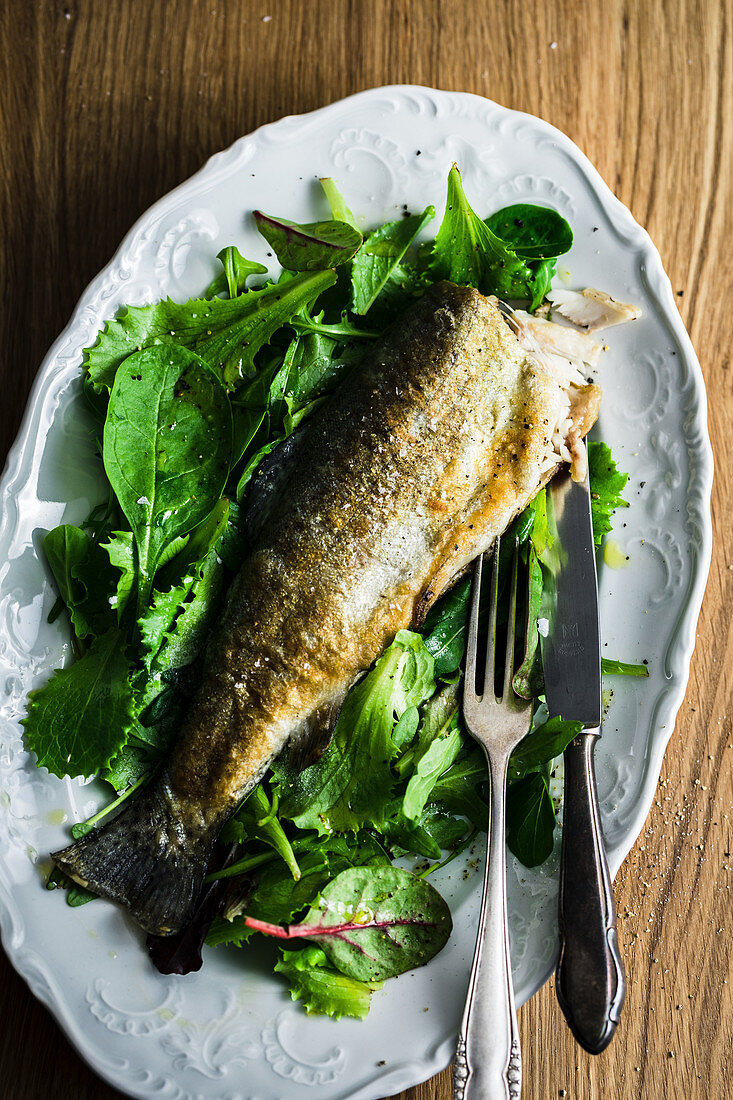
left=541, top=442, right=626, bottom=1054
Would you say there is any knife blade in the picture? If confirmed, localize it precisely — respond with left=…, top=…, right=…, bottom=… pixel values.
left=541, top=443, right=626, bottom=1054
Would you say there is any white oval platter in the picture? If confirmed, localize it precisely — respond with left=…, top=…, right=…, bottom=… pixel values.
left=0, top=86, right=713, bottom=1100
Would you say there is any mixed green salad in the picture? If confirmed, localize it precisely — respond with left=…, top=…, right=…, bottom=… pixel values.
left=24, top=166, right=644, bottom=1019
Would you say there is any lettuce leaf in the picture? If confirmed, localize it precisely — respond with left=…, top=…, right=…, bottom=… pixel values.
left=588, top=441, right=629, bottom=546
left=275, top=631, right=435, bottom=833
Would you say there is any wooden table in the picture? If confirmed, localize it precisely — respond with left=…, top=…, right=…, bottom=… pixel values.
left=1, top=2, right=731, bottom=1097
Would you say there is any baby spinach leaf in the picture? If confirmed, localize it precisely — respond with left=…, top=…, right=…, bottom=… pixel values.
left=484, top=205, right=570, bottom=311
left=43, top=525, right=115, bottom=644
left=428, top=749, right=488, bottom=829
left=485, top=204, right=573, bottom=260
left=205, top=246, right=267, bottom=299
left=85, top=269, right=336, bottom=390
left=350, top=206, right=434, bottom=315
left=528, top=258, right=557, bottom=312
left=587, top=441, right=629, bottom=545
left=508, top=715, right=584, bottom=781
left=243, top=865, right=452, bottom=982
left=422, top=577, right=472, bottom=677
left=601, top=657, right=649, bottom=677
left=427, top=165, right=532, bottom=299
left=507, top=771, right=556, bottom=867
left=275, top=945, right=383, bottom=1019
left=22, top=627, right=135, bottom=779
left=253, top=211, right=362, bottom=272
left=103, top=344, right=232, bottom=609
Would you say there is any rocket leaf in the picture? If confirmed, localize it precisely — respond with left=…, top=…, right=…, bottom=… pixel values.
left=205, top=246, right=267, bottom=299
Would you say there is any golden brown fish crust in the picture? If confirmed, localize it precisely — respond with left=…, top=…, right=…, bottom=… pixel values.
left=53, top=281, right=598, bottom=933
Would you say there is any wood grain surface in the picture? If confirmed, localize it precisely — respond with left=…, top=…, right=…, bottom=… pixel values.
left=1, top=1, right=731, bottom=1098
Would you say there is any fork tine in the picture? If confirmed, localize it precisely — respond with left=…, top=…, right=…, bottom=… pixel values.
left=464, top=551, right=483, bottom=701
left=502, top=537, right=521, bottom=701
left=482, top=537, right=501, bottom=699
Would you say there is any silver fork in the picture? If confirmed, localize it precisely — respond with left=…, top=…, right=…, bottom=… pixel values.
left=453, top=537, right=532, bottom=1100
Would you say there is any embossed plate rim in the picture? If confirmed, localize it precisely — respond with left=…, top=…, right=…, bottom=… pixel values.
left=0, top=85, right=714, bottom=1100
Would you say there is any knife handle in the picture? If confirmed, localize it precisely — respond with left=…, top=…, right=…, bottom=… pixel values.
left=555, top=731, right=626, bottom=1053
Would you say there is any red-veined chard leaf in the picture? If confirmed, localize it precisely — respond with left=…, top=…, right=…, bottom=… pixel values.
left=242, top=865, right=452, bottom=982
left=253, top=211, right=362, bottom=272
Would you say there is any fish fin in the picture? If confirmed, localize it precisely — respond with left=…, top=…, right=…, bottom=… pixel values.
left=52, top=781, right=214, bottom=936
left=287, top=695, right=345, bottom=770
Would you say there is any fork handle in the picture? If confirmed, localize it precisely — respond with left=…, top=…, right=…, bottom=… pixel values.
left=555, top=731, right=626, bottom=1053
left=454, top=750, right=521, bottom=1100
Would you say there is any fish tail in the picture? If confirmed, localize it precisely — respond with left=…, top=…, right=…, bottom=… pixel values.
left=52, top=780, right=214, bottom=936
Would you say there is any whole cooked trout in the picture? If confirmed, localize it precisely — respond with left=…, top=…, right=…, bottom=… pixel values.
left=53, top=282, right=600, bottom=935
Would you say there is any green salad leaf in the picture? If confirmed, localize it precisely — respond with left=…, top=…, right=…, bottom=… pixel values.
left=319, top=177, right=359, bottom=228
left=402, top=718, right=462, bottom=823
left=421, top=577, right=472, bottom=677
left=351, top=206, right=434, bottom=315
left=427, top=166, right=531, bottom=299
left=222, top=784, right=302, bottom=881
left=85, top=269, right=336, bottom=390
left=23, top=627, right=135, bottom=778
left=507, top=771, right=556, bottom=867
left=427, top=749, right=488, bottom=829
left=588, top=441, right=629, bottom=546
left=253, top=211, right=362, bottom=271
left=485, top=203, right=573, bottom=260
left=103, top=344, right=232, bottom=609
left=508, top=715, right=584, bottom=781
left=242, top=865, right=452, bottom=982
left=205, top=246, right=267, bottom=299
left=601, top=657, right=649, bottom=677
left=101, top=531, right=136, bottom=618
left=275, top=631, right=435, bottom=833
left=43, top=525, right=115, bottom=645
left=275, top=945, right=383, bottom=1019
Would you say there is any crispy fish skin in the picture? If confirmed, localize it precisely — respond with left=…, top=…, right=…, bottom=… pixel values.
left=53, top=281, right=599, bottom=934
